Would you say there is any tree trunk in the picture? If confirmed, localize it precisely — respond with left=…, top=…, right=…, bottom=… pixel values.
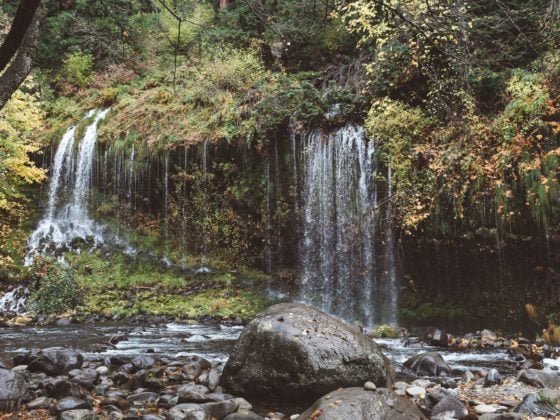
left=0, top=4, right=42, bottom=111
left=0, top=0, right=42, bottom=73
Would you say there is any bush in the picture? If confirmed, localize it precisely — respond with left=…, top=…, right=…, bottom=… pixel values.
left=28, top=257, right=82, bottom=314
left=61, top=51, right=94, bottom=88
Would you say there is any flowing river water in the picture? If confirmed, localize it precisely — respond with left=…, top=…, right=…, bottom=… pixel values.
left=0, top=321, right=517, bottom=378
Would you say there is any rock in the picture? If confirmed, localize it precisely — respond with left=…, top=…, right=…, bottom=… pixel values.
left=297, top=387, right=425, bottom=419
left=182, top=356, right=212, bottom=379
left=430, top=396, right=468, bottom=419
left=127, top=391, right=159, bottom=405
left=43, top=376, right=90, bottom=399
left=60, top=409, right=97, bottom=420
left=478, top=414, right=524, bottom=420
left=26, top=396, right=54, bottom=410
left=480, top=329, right=498, bottom=342
left=512, top=393, right=560, bottom=417
left=431, top=329, right=448, bottom=347
left=177, top=384, right=211, bottom=403
left=404, top=352, right=452, bottom=377
left=28, top=348, right=84, bottom=376
left=223, top=413, right=264, bottom=420
left=462, top=370, right=474, bottom=383
left=364, top=381, right=376, bottom=390
left=406, top=386, right=426, bottom=398
left=96, top=366, right=109, bottom=375
left=203, top=400, right=239, bottom=418
left=99, top=396, right=131, bottom=411
left=485, top=368, right=502, bottom=386
left=221, top=303, right=393, bottom=400
left=132, top=355, right=155, bottom=371
left=71, top=368, right=100, bottom=390
left=56, top=396, right=91, bottom=413
left=540, top=388, right=560, bottom=403
left=207, top=368, right=221, bottom=391
left=517, top=369, right=560, bottom=388
left=0, top=368, right=28, bottom=412
left=474, top=404, right=507, bottom=415
left=167, top=403, right=209, bottom=420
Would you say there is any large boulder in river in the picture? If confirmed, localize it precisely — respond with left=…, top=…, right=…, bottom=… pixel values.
left=220, top=303, right=394, bottom=400
left=297, top=387, right=426, bottom=419
left=0, top=367, right=28, bottom=412
left=404, top=352, right=452, bottom=377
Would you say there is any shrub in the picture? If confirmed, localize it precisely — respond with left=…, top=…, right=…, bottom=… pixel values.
left=28, top=257, right=82, bottom=314
left=61, top=51, right=94, bottom=88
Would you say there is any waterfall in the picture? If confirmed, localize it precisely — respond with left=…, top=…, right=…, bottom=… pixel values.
left=299, top=124, right=398, bottom=327
left=0, top=286, right=29, bottom=315
left=25, top=109, right=113, bottom=265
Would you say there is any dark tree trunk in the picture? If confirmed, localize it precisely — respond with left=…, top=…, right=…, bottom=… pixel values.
left=0, top=0, right=42, bottom=73
left=0, top=3, right=43, bottom=111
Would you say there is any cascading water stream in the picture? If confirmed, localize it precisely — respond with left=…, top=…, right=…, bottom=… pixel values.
left=298, top=124, right=398, bottom=327
left=25, top=109, right=116, bottom=265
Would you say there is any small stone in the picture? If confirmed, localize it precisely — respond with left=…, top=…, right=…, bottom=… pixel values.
left=406, top=386, right=426, bottom=398
left=56, top=396, right=91, bottom=413
left=60, top=409, right=96, bottom=420
left=26, top=396, right=54, bottom=410
left=96, top=366, right=109, bottom=375
left=474, top=404, right=507, bottom=415
left=364, top=381, right=376, bottom=390
left=462, top=370, right=474, bottom=383
left=485, top=368, right=502, bottom=386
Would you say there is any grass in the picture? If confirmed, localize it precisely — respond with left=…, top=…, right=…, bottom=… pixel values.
left=67, top=250, right=268, bottom=320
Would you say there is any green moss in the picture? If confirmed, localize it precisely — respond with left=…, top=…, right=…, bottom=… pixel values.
left=400, top=302, right=467, bottom=323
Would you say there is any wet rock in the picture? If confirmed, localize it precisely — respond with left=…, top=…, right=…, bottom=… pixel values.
left=127, top=391, right=159, bottom=406
left=221, top=303, right=393, bottom=400
left=0, top=368, right=28, bottom=412
left=430, top=396, right=468, bottom=419
left=142, top=415, right=165, bottom=420
left=182, top=356, right=211, bottom=379
left=462, top=370, right=474, bottom=383
left=26, top=396, right=54, bottom=410
left=203, top=400, right=239, bottom=418
left=28, top=348, right=84, bottom=376
left=431, top=329, right=448, bottom=347
left=480, top=329, right=498, bottom=342
left=60, top=409, right=97, bottom=420
left=517, top=368, right=560, bottom=388
left=96, top=366, right=109, bottom=375
left=512, top=393, right=560, bottom=417
left=111, top=370, right=129, bottom=385
left=204, top=392, right=235, bottom=402
left=56, top=396, right=91, bottom=413
left=132, top=355, right=155, bottom=371
left=71, top=368, right=100, bottom=390
left=104, top=355, right=129, bottom=367
left=167, top=403, right=209, bottom=420
left=297, top=387, right=425, bottom=419
left=474, top=404, right=507, bottom=415
left=404, top=352, right=452, bottom=377
left=43, top=376, right=90, bottom=399
left=406, top=386, right=426, bottom=398
left=478, top=414, right=524, bottom=420
left=119, top=363, right=135, bottom=374
left=223, top=413, right=264, bottom=420
left=177, top=384, right=211, bottom=403
left=207, top=368, right=221, bottom=391
left=485, top=368, right=502, bottom=386
left=99, top=396, right=131, bottom=411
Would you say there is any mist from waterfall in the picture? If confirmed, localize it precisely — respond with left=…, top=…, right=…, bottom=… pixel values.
left=25, top=109, right=114, bottom=265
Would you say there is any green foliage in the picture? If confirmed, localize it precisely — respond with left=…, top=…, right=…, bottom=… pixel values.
left=372, top=324, right=399, bottom=338
left=61, top=51, right=94, bottom=88
left=28, top=257, right=82, bottom=315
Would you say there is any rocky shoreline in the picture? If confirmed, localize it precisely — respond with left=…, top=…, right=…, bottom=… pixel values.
left=0, top=303, right=559, bottom=419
